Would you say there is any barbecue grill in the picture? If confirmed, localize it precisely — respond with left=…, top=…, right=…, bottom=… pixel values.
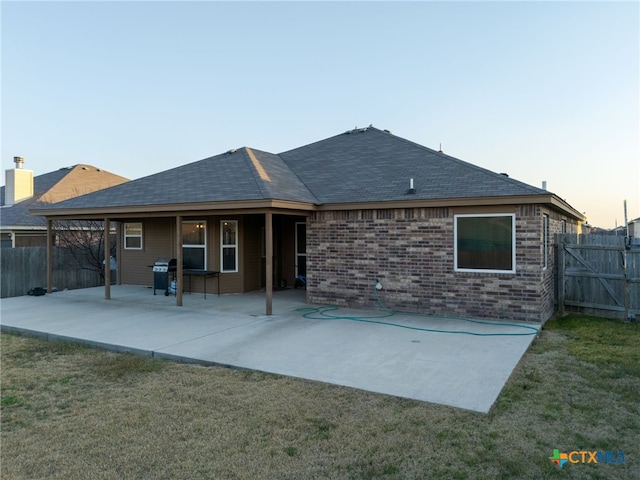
left=152, top=258, right=177, bottom=295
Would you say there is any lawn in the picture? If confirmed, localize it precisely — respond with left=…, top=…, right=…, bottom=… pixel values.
left=1, top=314, right=638, bottom=479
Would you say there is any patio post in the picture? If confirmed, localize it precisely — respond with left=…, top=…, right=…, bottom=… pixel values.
left=46, top=218, right=53, bottom=293
left=176, top=215, right=183, bottom=307
left=104, top=217, right=110, bottom=299
left=265, top=211, right=273, bottom=315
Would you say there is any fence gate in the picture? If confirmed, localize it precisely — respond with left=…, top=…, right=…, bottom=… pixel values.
left=556, top=234, right=640, bottom=320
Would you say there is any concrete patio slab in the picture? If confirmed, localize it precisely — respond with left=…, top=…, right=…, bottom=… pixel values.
left=0, top=285, right=539, bottom=413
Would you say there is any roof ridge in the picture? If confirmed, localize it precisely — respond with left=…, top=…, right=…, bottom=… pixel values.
left=243, top=147, right=272, bottom=199
left=278, top=126, right=378, bottom=156
left=282, top=162, right=321, bottom=205
left=245, top=147, right=321, bottom=204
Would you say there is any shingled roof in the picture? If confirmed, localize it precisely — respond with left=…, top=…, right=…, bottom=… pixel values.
left=280, top=127, right=546, bottom=203
left=31, top=127, right=580, bottom=218
left=2, top=165, right=128, bottom=227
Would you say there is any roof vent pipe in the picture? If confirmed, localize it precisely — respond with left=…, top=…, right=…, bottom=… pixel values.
left=542, top=180, right=547, bottom=190
left=14, top=156, right=24, bottom=169
left=406, top=178, right=416, bottom=195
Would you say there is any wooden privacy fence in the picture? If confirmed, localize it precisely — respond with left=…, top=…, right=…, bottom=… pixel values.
left=556, top=234, right=640, bottom=320
left=0, top=247, right=102, bottom=298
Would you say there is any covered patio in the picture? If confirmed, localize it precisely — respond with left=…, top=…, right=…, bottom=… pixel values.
left=40, top=207, right=310, bottom=316
left=0, top=285, right=539, bottom=413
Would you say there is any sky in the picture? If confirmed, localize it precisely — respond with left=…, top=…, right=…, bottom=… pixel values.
left=1, top=1, right=638, bottom=229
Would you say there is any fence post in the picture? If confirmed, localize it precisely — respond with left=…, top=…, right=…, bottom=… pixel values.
left=623, top=245, right=630, bottom=320
left=557, top=235, right=566, bottom=315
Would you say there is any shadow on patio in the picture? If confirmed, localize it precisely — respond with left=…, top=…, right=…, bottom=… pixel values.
left=57, top=284, right=309, bottom=316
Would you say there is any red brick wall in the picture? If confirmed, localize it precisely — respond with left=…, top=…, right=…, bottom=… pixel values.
left=306, top=206, right=578, bottom=322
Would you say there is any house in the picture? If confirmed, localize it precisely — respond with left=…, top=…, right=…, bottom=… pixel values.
left=1, top=157, right=129, bottom=247
left=629, top=217, right=640, bottom=246
left=31, top=127, right=584, bottom=322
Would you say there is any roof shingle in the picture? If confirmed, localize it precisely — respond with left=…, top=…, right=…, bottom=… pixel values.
left=31, top=128, right=549, bottom=212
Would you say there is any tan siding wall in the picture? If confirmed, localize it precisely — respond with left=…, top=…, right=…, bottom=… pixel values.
left=120, top=218, right=175, bottom=286
left=243, top=215, right=263, bottom=292
left=279, top=219, right=296, bottom=287
left=118, top=214, right=307, bottom=295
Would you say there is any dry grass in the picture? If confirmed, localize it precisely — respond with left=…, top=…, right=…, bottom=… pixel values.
left=1, top=315, right=639, bottom=479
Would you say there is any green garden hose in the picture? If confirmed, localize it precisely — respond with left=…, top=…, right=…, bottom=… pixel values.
left=295, top=288, right=539, bottom=337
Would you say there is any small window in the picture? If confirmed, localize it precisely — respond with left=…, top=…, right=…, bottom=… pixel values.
left=124, top=222, right=143, bottom=250
left=543, top=214, right=549, bottom=270
left=221, top=220, right=238, bottom=273
left=454, top=214, right=516, bottom=273
left=183, top=221, right=206, bottom=270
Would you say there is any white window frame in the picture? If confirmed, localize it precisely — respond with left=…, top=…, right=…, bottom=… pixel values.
left=183, top=220, right=207, bottom=270
left=220, top=220, right=238, bottom=273
left=454, top=213, right=516, bottom=274
left=124, top=222, right=143, bottom=250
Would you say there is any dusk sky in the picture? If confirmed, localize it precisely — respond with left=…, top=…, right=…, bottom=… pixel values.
left=2, top=1, right=638, bottom=228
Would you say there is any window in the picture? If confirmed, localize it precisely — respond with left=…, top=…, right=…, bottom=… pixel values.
left=454, top=214, right=516, bottom=273
left=183, top=221, right=206, bottom=270
left=295, top=222, right=306, bottom=277
left=221, top=220, right=238, bottom=272
left=124, top=222, right=143, bottom=250
left=543, top=214, right=549, bottom=270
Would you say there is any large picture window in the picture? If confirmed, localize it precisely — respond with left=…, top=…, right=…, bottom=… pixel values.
left=183, top=221, right=206, bottom=270
left=124, top=222, right=143, bottom=250
left=454, top=214, right=515, bottom=273
left=221, top=220, right=238, bottom=273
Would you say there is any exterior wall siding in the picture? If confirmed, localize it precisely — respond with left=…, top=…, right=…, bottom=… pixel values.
left=242, top=215, right=264, bottom=293
left=119, top=218, right=175, bottom=287
left=307, top=206, right=579, bottom=322
left=118, top=214, right=304, bottom=295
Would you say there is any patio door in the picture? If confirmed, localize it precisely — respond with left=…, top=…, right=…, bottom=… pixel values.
left=295, top=222, right=306, bottom=278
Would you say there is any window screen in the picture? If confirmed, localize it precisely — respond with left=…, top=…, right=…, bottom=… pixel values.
left=455, top=214, right=515, bottom=273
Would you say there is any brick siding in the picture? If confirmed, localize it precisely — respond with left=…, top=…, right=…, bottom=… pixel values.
left=307, top=206, right=578, bottom=322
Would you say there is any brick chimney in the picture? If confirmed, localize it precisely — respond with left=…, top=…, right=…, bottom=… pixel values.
left=5, top=157, right=34, bottom=206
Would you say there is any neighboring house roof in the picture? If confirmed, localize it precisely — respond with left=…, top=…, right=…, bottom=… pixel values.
left=1, top=164, right=129, bottom=228
left=30, top=128, right=584, bottom=220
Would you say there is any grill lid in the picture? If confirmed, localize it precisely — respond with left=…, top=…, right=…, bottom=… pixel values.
left=153, top=258, right=177, bottom=272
